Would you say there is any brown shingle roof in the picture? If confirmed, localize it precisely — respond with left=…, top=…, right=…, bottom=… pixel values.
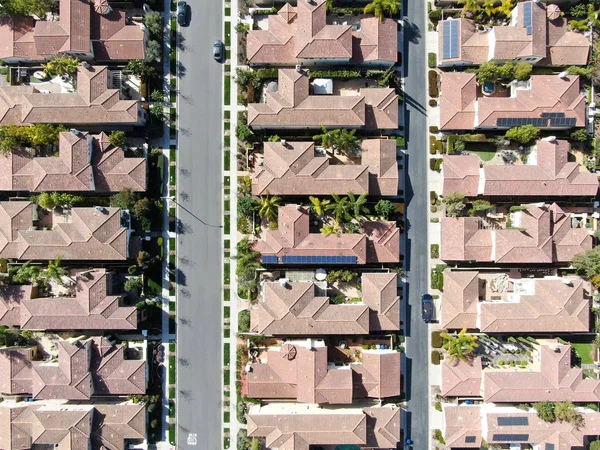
left=247, top=0, right=395, bottom=65
left=248, top=69, right=398, bottom=130
left=253, top=204, right=400, bottom=264
left=441, top=357, right=483, bottom=398
left=0, top=202, right=132, bottom=261
left=252, top=139, right=397, bottom=196
left=0, top=65, right=139, bottom=125
left=440, top=73, right=586, bottom=130
left=441, top=203, right=592, bottom=263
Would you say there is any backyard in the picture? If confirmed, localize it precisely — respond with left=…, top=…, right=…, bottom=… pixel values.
left=572, top=342, right=595, bottom=365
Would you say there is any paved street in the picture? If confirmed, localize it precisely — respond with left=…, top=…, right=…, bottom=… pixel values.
left=176, top=3, right=223, bottom=449
left=402, top=0, right=429, bottom=446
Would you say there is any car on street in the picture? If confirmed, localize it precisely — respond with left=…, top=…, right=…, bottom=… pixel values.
left=213, top=40, right=224, bottom=61
left=421, top=294, right=434, bottom=323
left=177, top=1, right=188, bottom=26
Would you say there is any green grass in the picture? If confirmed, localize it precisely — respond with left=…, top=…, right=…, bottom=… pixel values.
left=470, top=150, right=496, bottom=162
left=224, top=135, right=231, bottom=147
left=224, top=369, right=230, bottom=385
left=170, top=148, right=176, bottom=162
left=169, top=355, right=176, bottom=382
left=225, top=328, right=230, bottom=338
left=224, top=21, right=231, bottom=46
left=224, top=289, right=230, bottom=302
left=225, top=6, right=231, bottom=16
left=224, top=343, right=230, bottom=365
left=169, top=343, right=175, bottom=352
left=573, top=343, right=595, bottom=365
left=169, top=301, right=175, bottom=312
left=224, top=306, right=230, bottom=319
left=169, top=401, right=176, bottom=418
left=224, top=411, right=230, bottom=423
left=224, top=239, right=230, bottom=249
left=224, top=151, right=230, bottom=171
left=224, top=110, right=230, bottom=119
left=226, top=49, right=231, bottom=60
left=169, top=238, right=175, bottom=251
left=224, top=199, right=230, bottom=211
left=224, top=263, right=230, bottom=284
left=224, top=76, right=231, bottom=105
left=224, top=122, right=230, bottom=131
left=169, top=387, right=175, bottom=398
left=225, top=64, right=231, bottom=73
left=169, top=424, right=176, bottom=445
left=224, top=215, right=230, bottom=234
left=169, top=164, right=176, bottom=185
left=224, top=390, right=230, bottom=397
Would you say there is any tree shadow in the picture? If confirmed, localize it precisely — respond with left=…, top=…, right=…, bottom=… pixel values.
left=403, top=19, right=422, bottom=44
left=176, top=61, right=187, bottom=78
left=176, top=32, right=188, bottom=51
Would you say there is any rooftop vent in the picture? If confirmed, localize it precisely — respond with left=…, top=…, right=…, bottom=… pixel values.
left=70, top=129, right=84, bottom=137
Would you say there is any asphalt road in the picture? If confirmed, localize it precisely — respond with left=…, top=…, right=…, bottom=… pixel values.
left=176, top=4, right=223, bottom=449
left=402, top=0, right=429, bottom=446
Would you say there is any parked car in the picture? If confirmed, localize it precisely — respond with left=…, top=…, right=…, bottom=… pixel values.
left=177, top=1, right=189, bottom=26
left=213, top=40, right=224, bottom=61
left=421, top=294, right=434, bottom=323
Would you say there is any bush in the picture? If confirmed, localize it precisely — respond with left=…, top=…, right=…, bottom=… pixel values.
left=108, top=130, right=127, bottom=148
left=434, top=429, right=445, bottom=444
left=375, top=199, right=396, bottom=219
left=429, top=126, right=439, bottom=133
left=236, top=124, right=254, bottom=143
left=534, top=401, right=556, bottom=422
left=430, top=190, right=438, bottom=205
left=428, top=52, right=437, bottom=68
left=431, top=351, right=441, bottom=365
left=309, top=69, right=361, bottom=80
left=429, top=99, right=437, bottom=106
left=144, top=11, right=164, bottom=38
left=430, top=158, right=443, bottom=171
left=146, top=40, right=163, bottom=62
left=514, top=62, right=533, bottom=81
left=430, top=244, right=439, bottom=259
left=429, top=135, right=437, bottom=154
left=238, top=310, right=250, bottom=333
left=428, top=8, right=442, bottom=21
left=505, top=125, right=540, bottom=144
left=330, top=295, right=345, bottom=304
left=571, top=128, right=589, bottom=142
left=432, top=331, right=443, bottom=348
left=125, top=277, right=142, bottom=296
left=428, top=70, right=439, bottom=97
left=435, top=402, right=442, bottom=411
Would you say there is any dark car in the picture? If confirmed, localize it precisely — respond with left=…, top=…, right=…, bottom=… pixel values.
left=177, top=1, right=188, bottom=26
left=421, top=294, right=434, bottom=323
left=213, top=40, right=224, bottom=61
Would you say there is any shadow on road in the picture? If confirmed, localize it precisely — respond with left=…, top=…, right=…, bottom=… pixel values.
left=176, top=61, right=187, bottom=78
left=403, top=19, right=422, bottom=44
left=404, top=92, right=427, bottom=116
left=403, top=356, right=412, bottom=401
left=403, top=285, right=411, bottom=336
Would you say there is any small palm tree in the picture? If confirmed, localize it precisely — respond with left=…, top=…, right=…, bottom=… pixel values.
left=9, top=261, right=42, bottom=285
left=458, top=0, right=480, bottom=15
left=43, top=55, right=80, bottom=77
left=364, top=0, right=401, bottom=21
left=498, top=0, right=514, bottom=17
left=440, top=328, right=479, bottom=363
left=309, top=196, right=332, bottom=218
left=313, top=126, right=337, bottom=153
left=336, top=129, right=361, bottom=158
left=346, top=191, right=370, bottom=220
left=482, top=0, right=497, bottom=16
left=331, top=194, right=353, bottom=225
left=43, top=257, right=69, bottom=284
left=320, top=223, right=340, bottom=237
left=258, top=194, right=281, bottom=223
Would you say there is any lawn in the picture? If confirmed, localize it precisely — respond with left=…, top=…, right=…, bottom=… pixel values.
left=224, top=263, right=230, bottom=284
left=224, top=289, right=230, bottom=302
left=224, top=343, right=230, bottom=365
left=224, top=21, right=231, bottom=46
left=224, top=306, right=230, bottom=319
left=470, top=150, right=496, bottom=162
left=169, top=355, right=176, bottom=382
left=573, top=343, right=595, bottom=365
left=224, top=151, right=230, bottom=171
left=224, top=76, right=231, bottom=105
left=224, top=215, right=230, bottom=234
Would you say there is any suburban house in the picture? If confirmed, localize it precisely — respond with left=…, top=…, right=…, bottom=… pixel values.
left=247, top=403, right=401, bottom=450
left=442, top=270, right=591, bottom=333
left=441, top=203, right=592, bottom=264
left=247, top=0, right=397, bottom=66
left=252, top=204, right=400, bottom=264
left=0, top=131, right=147, bottom=193
left=0, top=202, right=136, bottom=261
left=444, top=405, right=600, bottom=449
left=443, top=139, right=599, bottom=198
left=0, top=337, right=146, bottom=399
left=246, top=339, right=400, bottom=403
left=247, top=69, right=398, bottom=130
left=439, top=72, right=586, bottom=130
left=0, top=0, right=146, bottom=63
left=438, top=1, right=589, bottom=67
left=0, top=65, right=143, bottom=126
left=250, top=273, right=400, bottom=335
left=0, top=269, right=139, bottom=330
left=0, top=401, right=145, bottom=450
left=252, top=139, right=398, bottom=196
left=441, top=339, right=600, bottom=402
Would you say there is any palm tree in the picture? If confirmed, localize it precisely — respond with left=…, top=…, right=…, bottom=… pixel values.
left=364, top=0, right=401, bottom=21
left=43, top=55, right=80, bottom=77
left=440, top=328, right=479, bottom=363
left=9, top=261, right=42, bottom=285
left=258, top=194, right=281, bottom=223
left=346, top=191, right=370, bottom=220
left=335, top=129, right=361, bottom=158
left=458, top=0, right=480, bottom=15
left=43, top=257, right=69, bottom=284
left=320, top=223, right=340, bottom=237
left=482, top=0, right=497, bottom=16
left=331, top=194, right=353, bottom=225
left=309, top=196, right=332, bottom=218
left=313, top=126, right=337, bottom=154
left=498, top=0, right=513, bottom=17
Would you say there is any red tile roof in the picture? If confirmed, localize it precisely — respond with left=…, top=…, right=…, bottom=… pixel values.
left=441, top=357, right=483, bottom=398
left=253, top=204, right=400, bottom=264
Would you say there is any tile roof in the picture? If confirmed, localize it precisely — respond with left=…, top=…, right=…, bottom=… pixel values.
left=247, top=403, right=400, bottom=450
left=252, top=139, right=398, bottom=196
left=438, top=2, right=589, bottom=66
left=0, top=131, right=146, bottom=192
left=443, top=405, right=482, bottom=449
left=0, top=65, right=139, bottom=125
left=251, top=273, right=400, bottom=335
left=247, top=69, right=398, bottom=129
left=442, top=271, right=591, bottom=333
left=0, top=202, right=132, bottom=261
left=0, top=401, right=145, bottom=450
left=247, top=341, right=400, bottom=402
left=440, top=73, right=586, bottom=130
left=441, top=357, right=483, bottom=398
left=253, top=204, right=400, bottom=264
left=443, top=140, right=599, bottom=197
left=0, top=337, right=145, bottom=399
left=0, top=0, right=144, bottom=61
left=440, top=203, right=592, bottom=263
left=247, top=0, right=396, bottom=65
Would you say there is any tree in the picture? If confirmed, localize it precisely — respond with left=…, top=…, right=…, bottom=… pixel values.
left=137, top=250, right=152, bottom=269
left=133, top=198, right=152, bottom=230
left=238, top=310, right=251, bottom=333
left=21, top=124, right=66, bottom=147
left=43, top=55, right=80, bottom=77
left=331, top=194, right=353, bottom=224
left=470, top=199, right=492, bottom=215
left=570, top=128, right=589, bottom=142
left=308, top=196, right=332, bottom=217
left=144, top=11, right=164, bottom=38
left=534, top=402, right=556, bottom=422
left=482, top=0, right=497, bottom=16
left=477, top=62, right=498, bottom=84
left=505, top=125, right=540, bottom=144
left=125, top=59, right=156, bottom=80
left=440, top=328, right=478, bottom=362
left=125, top=277, right=143, bottom=296
left=313, top=126, right=337, bottom=151
left=108, top=131, right=127, bottom=148
left=514, top=62, right=533, bottom=81
left=590, top=441, right=600, bottom=450
left=443, top=192, right=466, bottom=218
left=43, top=257, right=68, bottom=284
left=34, top=192, right=83, bottom=210
left=258, top=195, right=281, bottom=223
left=346, top=191, right=369, bottom=220
left=237, top=196, right=257, bottom=218
left=150, top=90, right=164, bottom=103
left=498, top=0, right=514, bottom=17
left=570, top=3, right=589, bottom=18
left=149, top=103, right=165, bottom=121
left=235, top=124, right=254, bottom=143
left=236, top=238, right=262, bottom=296
left=267, top=135, right=280, bottom=142
left=497, top=62, right=515, bottom=80
left=572, top=247, right=600, bottom=279
left=146, top=40, right=162, bottom=62
left=235, top=68, right=260, bottom=90
left=554, top=401, right=583, bottom=428
left=458, top=0, right=480, bottom=15
left=9, top=261, right=42, bottom=285
left=313, top=127, right=361, bottom=157
left=320, top=223, right=340, bottom=236
left=375, top=199, right=395, bottom=219
left=363, top=0, right=401, bottom=20
left=111, top=189, right=140, bottom=210
left=0, top=0, right=52, bottom=18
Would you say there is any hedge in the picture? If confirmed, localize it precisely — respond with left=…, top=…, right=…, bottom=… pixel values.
left=430, top=244, right=439, bottom=259
left=428, top=52, right=437, bottom=68
left=429, top=126, right=439, bottom=133
left=430, top=190, right=438, bottom=205
left=256, top=68, right=278, bottom=80
left=429, top=135, right=436, bottom=155
left=429, top=98, right=437, bottom=107
left=431, top=351, right=441, bottom=365
left=430, top=158, right=443, bottom=171
left=432, top=331, right=443, bottom=349
left=428, top=70, right=439, bottom=97
left=309, top=69, right=361, bottom=80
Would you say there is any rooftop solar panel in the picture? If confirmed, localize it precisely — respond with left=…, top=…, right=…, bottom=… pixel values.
left=261, top=255, right=278, bottom=264
left=450, top=20, right=459, bottom=58
left=465, top=436, right=477, bottom=443
left=523, top=2, right=532, bottom=36
left=492, top=434, right=529, bottom=442
left=541, top=112, right=565, bottom=118
left=546, top=444, right=555, bottom=450
left=497, top=417, right=529, bottom=426
left=442, top=21, right=459, bottom=59
left=442, top=21, right=451, bottom=59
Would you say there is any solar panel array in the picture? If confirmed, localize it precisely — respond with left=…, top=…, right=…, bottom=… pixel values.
left=496, top=117, right=547, bottom=127
left=549, top=117, right=576, bottom=127
left=465, top=436, right=477, bottom=443
left=442, top=20, right=459, bottom=59
left=541, top=112, right=565, bottom=118
left=546, top=444, right=555, bottom=450
left=523, top=1, right=532, bottom=35
left=497, top=417, right=529, bottom=426
left=492, top=434, right=529, bottom=442
left=261, top=255, right=279, bottom=264
left=281, top=255, right=358, bottom=264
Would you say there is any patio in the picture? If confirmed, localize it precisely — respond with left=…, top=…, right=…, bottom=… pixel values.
left=477, top=335, right=536, bottom=370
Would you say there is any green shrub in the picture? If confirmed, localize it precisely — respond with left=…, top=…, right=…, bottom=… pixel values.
left=429, top=126, right=439, bottom=133
left=309, top=69, right=361, bottom=80
left=238, top=310, right=250, bottom=333
left=429, top=98, right=437, bottom=107
left=437, top=272, right=444, bottom=291
left=429, top=135, right=436, bottom=154
left=434, top=429, right=446, bottom=444
left=432, top=331, right=443, bottom=348
left=430, top=190, right=438, bottom=205
left=431, top=351, right=441, bottom=365
left=435, top=402, right=442, bottom=411
left=428, top=52, right=437, bottom=68
left=430, top=244, right=439, bottom=259
left=428, top=70, right=439, bottom=97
